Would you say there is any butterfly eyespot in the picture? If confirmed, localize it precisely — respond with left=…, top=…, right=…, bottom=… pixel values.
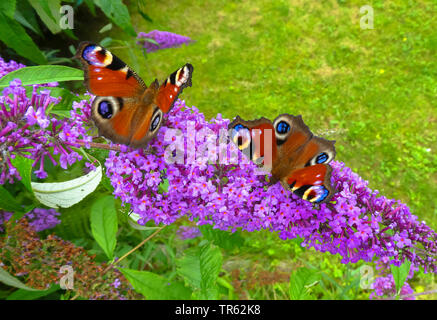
left=233, top=124, right=245, bottom=132
left=150, top=111, right=162, bottom=132
left=231, top=125, right=251, bottom=149
left=316, top=152, right=329, bottom=164
left=276, top=121, right=290, bottom=134
left=97, top=100, right=113, bottom=119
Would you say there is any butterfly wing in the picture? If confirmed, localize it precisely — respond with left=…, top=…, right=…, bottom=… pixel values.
left=270, top=114, right=336, bottom=203
left=228, top=116, right=278, bottom=170
left=75, top=42, right=193, bottom=148
left=229, top=114, right=336, bottom=203
left=75, top=41, right=146, bottom=97
left=128, top=64, right=194, bottom=148
left=156, top=63, right=193, bottom=113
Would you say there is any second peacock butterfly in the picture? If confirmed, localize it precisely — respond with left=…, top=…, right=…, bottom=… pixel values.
left=229, top=114, right=336, bottom=204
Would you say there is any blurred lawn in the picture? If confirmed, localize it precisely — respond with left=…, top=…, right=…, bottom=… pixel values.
left=123, top=0, right=437, bottom=229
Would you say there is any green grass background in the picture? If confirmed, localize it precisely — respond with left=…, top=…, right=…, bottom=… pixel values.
left=104, top=0, right=436, bottom=299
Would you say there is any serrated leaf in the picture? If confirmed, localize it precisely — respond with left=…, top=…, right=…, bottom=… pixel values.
left=31, top=165, right=102, bottom=208
left=176, top=248, right=202, bottom=289
left=7, top=284, right=60, bottom=300
left=119, top=268, right=192, bottom=299
left=0, top=66, right=83, bottom=88
left=10, top=155, right=33, bottom=193
left=176, top=241, right=223, bottom=299
left=199, top=225, right=244, bottom=250
left=0, top=268, right=40, bottom=291
left=198, top=242, right=222, bottom=299
left=289, top=267, right=320, bottom=300
left=0, top=12, right=46, bottom=65
left=90, top=195, right=118, bottom=260
left=390, top=261, right=411, bottom=297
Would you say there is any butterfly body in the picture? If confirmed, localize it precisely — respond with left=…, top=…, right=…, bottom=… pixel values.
left=229, top=114, right=336, bottom=203
left=75, top=41, right=193, bottom=148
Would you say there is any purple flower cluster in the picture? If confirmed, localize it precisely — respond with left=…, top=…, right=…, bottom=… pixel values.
left=370, top=257, right=417, bottom=300
left=100, top=99, right=436, bottom=275
left=177, top=226, right=202, bottom=240
left=0, top=56, right=57, bottom=87
left=137, top=30, right=193, bottom=53
left=0, top=57, right=25, bottom=78
left=370, top=275, right=415, bottom=300
left=0, top=56, right=94, bottom=184
left=0, top=78, right=93, bottom=183
left=0, top=208, right=60, bottom=232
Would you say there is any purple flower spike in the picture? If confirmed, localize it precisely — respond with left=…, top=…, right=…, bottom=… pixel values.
left=137, top=30, right=193, bottom=53
left=102, top=99, right=436, bottom=276
left=0, top=55, right=95, bottom=184
left=177, top=226, right=202, bottom=240
left=0, top=208, right=60, bottom=232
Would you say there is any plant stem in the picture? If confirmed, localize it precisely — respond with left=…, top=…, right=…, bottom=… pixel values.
left=70, top=225, right=166, bottom=300
left=76, top=140, right=123, bottom=152
left=114, top=225, right=166, bottom=267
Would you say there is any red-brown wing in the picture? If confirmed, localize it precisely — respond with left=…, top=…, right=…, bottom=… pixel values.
left=228, top=117, right=278, bottom=170
left=280, top=163, right=334, bottom=203
left=75, top=41, right=146, bottom=97
left=270, top=114, right=336, bottom=203
left=155, top=63, right=193, bottom=113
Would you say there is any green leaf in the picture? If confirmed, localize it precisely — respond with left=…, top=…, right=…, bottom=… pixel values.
left=199, top=225, right=244, bottom=250
left=0, top=12, right=46, bottom=64
left=94, top=0, right=136, bottom=36
left=0, top=0, right=16, bottom=18
left=99, top=22, right=112, bottom=33
left=119, top=268, right=192, bottom=299
left=90, top=195, right=118, bottom=260
left=390, top=261, right=411, bottom=297
left=0, top=66, right=83, bottom=88
left=99, top=37, right=113, bottom=47
left=0, top=268, right=40, bottom=291
left=7, top=284, right=60, bottom=300
left=176, top=241, right=223, bottom=299
left=198, top=242, right=222, bottom=299
left=28, top=0, right=61, bottom=34
left=10, top=155, right=33, bottom=193
left=289, top=267, right=320, bottom=300
left=14, top=0, right=43, bottom=36
left=84, top=0, right=96, bottom=16
left=158, top=178, right=169, bottom=193
left=44, top=87, right=83, bottom=117
left=0, top=186, right=23, bottom=212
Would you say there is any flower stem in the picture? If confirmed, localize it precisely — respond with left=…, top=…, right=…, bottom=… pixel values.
left=112, top=225, right=166, bottom=267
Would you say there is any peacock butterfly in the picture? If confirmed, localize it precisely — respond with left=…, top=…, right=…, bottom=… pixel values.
left=74, top=41, right=193, bottom=148
left=229, top=114, right=336, bottom=203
